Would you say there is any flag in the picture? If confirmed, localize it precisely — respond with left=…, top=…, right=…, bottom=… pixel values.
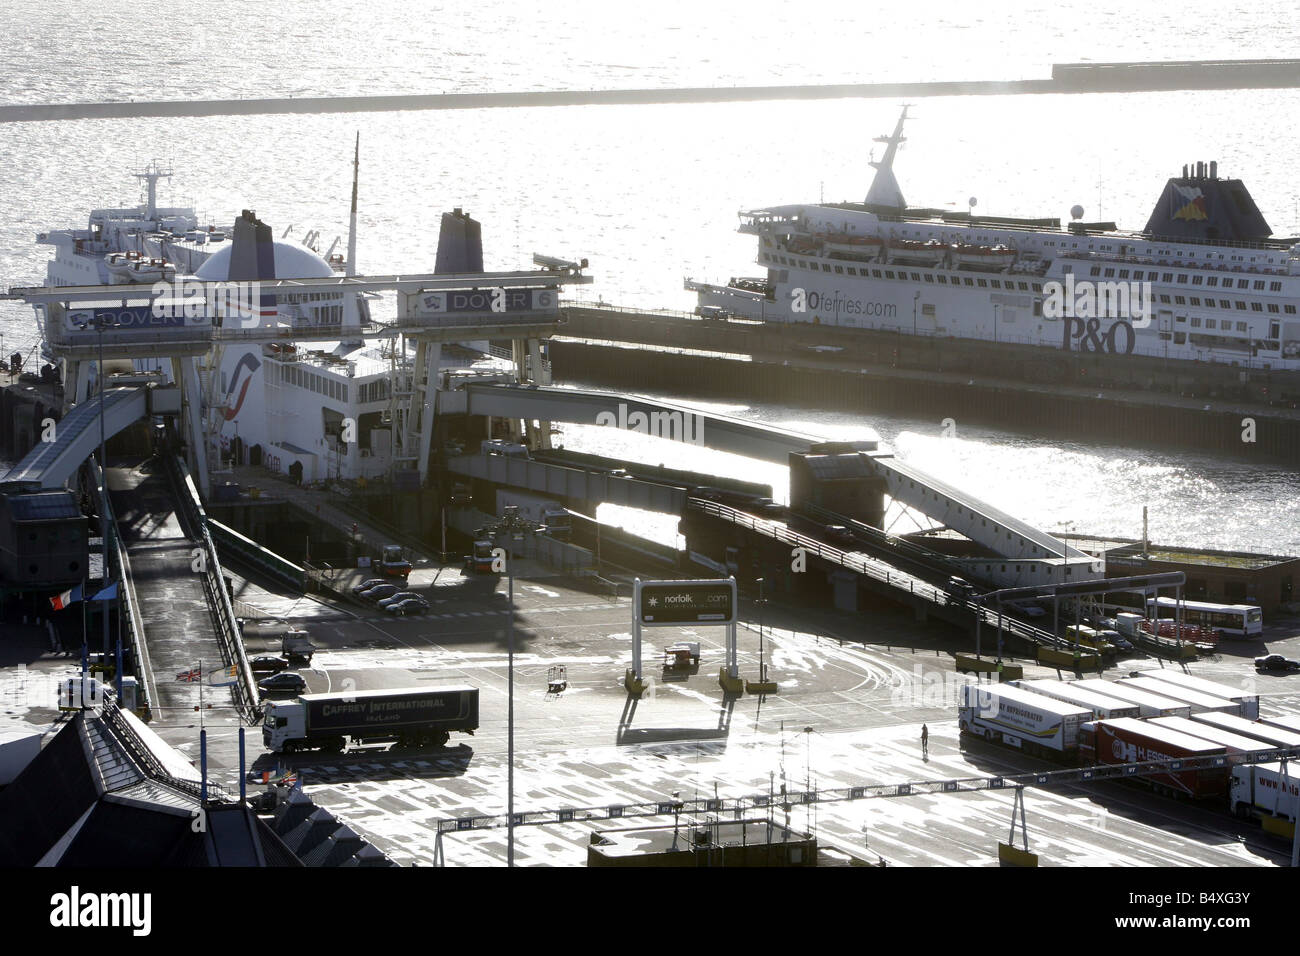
left=208, top=663, right=238, bottom=687
left=176, top=667, right=201, bottom=683
left=90, top=582, right=118, bottom=602
left=50, top=585, right=83, bottom=611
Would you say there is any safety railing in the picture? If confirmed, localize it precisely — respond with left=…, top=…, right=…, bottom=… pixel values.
left=689, top=497, right=1064, bottom=650
left=85, top=456, right=155, bottom=717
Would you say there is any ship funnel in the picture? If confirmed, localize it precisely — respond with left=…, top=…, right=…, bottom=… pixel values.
left=1209, top=160, right=1217, bottom=179
left=1182, top=164, right=1189, bottom=178
left=434, top=208, right=484, bottom=274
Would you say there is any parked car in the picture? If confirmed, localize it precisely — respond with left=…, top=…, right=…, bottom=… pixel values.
left=258, top=672, right=307, bottom=696
left=378, top=591, right=422, bottom=609
left=387, top=597, right=430, bottom=616
left=1254, top=654, right=1300, bottom=673
left=359, top=583, right=400, bottom=603
left=352, top=577, right=386, bottom=596
left=249, top=656, right=289, bottom=674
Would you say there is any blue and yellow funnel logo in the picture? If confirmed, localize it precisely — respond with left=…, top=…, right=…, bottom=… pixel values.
left=1172, top=184, right=1207, bottom=222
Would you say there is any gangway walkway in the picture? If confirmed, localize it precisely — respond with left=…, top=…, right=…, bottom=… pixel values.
left=109, top=457, right=236, bottom=719
left=0, top=386, right=147, bottom=488
left=688, top=498, right=1066, bottom=650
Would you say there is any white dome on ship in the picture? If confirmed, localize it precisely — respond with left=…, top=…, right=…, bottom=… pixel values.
left=194, top=239, right=334, bottom=281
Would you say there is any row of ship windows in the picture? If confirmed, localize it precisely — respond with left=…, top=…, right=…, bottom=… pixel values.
left=357, top=380, right=391, bottom=404
left=281, top=364, right=348, bottom=402
left=831, top=229, right=1278, bottom=264
left=1160, top=295, right=1293, bottom=314
left=1087, top=264, right=1284, bottom=291
left=764, top=253, right=1042, bottom=292
left=766, top=252, right=1296, bottom=317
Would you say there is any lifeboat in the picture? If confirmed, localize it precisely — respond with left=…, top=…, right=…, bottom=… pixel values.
left=822, top=232, right=885, bottom=259
left=889, top=238, right=947, bottom=265
left=950, top=242, right=1016, bottom=270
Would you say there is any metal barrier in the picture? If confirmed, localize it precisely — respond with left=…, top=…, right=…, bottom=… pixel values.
left=85, top=457, right=155, bottom=717
left=434, top=745, right=1300, bottom=843
left=209, top=517, right=306, bottom=592
left=98, top=701, right=232, bottom=802
left=168, top=456, right=261, bottom=724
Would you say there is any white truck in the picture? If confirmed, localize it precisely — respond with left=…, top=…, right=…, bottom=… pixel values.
left=263, top=686, right=479, bottom=753
left=958, top=682, right=1092, bottom=757
left=496, top=490, right=572, bottom=540
left=1229, top=762, right=1300, bottom=830
left=281, top=629, right=316, bottom=664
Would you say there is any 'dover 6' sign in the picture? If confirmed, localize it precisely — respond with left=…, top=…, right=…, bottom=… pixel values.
left=636, top=578, right=736, bottom=626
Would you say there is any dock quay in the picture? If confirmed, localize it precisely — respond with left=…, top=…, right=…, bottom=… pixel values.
left=552, top=304, right=1300, bottom=465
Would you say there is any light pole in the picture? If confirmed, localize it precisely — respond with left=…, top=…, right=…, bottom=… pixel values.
left=993, top=303, right=1000, bottom=344
left=913, top=291, right=920, bottom=336
left=475, top=506, right=545, bottom=867
left=756, top=577, right=767, bottom=683
left=78, top=316, right=119, bottom=659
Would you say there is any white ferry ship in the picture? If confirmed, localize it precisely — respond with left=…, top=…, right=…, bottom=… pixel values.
left=35, top=161, right=516, bottom=484
left=690, top=108, right=1300, bottom=369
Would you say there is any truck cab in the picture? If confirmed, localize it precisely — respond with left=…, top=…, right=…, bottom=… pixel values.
left=380, top=544, right=412, bottom=579
left=262, top=699, right=307, bottom=752
left=470, top=539, right=497, bottom=573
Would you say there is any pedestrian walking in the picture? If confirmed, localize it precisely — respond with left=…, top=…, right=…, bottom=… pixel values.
left=921, top=723, right=929, bottom=758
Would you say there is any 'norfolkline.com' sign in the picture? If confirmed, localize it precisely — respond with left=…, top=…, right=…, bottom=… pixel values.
left=637, top=578, right=736, bottom=626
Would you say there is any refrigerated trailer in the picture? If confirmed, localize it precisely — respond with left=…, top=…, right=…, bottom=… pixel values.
left=1117, top=677, right=1239, bottom=715
left=1259, top=713, right=1300, bottom=735
left=1190, top=712, right=1300, bottom=750
left=263, top=686, right=479, bottom=754
left=1147, top=716, right=1278, bottom=764
left=958, top=682, right=1091, bottom=757
left=1071, top=679, right=1192, bottom=718
left=1010, top=679, right=1140, bottom=720
left=1126, top=669, right=1259, bottom=719
left=1082, top=717, right=1229, bottom=799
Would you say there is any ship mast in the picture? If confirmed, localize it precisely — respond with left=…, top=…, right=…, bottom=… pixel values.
left=865, top=106, right=909, bottom=210
left=342, top=133, right=363, bottom=347
left=133, top=161, right=173, bottom=220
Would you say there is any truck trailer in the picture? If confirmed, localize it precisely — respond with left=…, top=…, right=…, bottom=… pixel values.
left=1116, top=677, right=1239, bottom=715
left=1127, top=668, right=1258, bottom=719
left=1190, top=712, right=1300, bottom=750
left=1147, top=716, right=1277, bottom=764
left=1072, top=679, right=1192, bottom=718
left=1258, top=713, right=1300, bottom=735
left=958, top=682, right=1091, bottom=757
left=1081, top=717, right=1229, bottom=799
left=263, top=686, right=479, bottom=753
left=496, top=490, right=572, bottom=539
left=1011, top=679, right=1140, bottom=720
left=1229, top=762, right=1300, bottom=831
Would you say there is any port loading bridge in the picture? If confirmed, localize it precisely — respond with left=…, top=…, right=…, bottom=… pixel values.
left=462, top=382, right=1094, bottom=578
left=0, top=386, right=164, bottom=488
left=688, top=498, right=1067, bottom=650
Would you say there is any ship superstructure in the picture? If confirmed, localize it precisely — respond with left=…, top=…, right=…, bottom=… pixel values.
left=691, top=109, right=1300, bottom=369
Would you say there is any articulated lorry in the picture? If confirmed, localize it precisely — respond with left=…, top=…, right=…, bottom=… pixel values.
left=1081, top=717, right=1229, bottom=799
left=263, top=686, right=479, bottom=753
left=958, top=682, right=1091, bottom=757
